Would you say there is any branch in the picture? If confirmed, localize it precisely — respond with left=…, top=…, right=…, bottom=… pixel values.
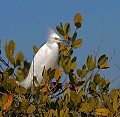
left=51, top=88, right=67, bottom=99
left=77, top=71, right=94, bottom=94
left=0, top=56, right=9, bottom=68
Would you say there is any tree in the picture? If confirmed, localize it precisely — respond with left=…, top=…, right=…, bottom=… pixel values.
left=0, top=13, right=120, bottom=117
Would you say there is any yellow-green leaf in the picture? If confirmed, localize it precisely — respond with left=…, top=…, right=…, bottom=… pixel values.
left=15, top=87, right=27, bottom=94
left=9, top=40, right=16, bottom=50
left=72, top=32, right=77, bottom=42
left=33, top=45, right=38, bottom=54
left=54, top=68, right=62, bottom=80
left=27, top=104, right=36, bottom=114
left=64, top=108, right=70, bottom=117
left=79, top=102, right=90, bottom=112
left=64, top=23, right=70, bottom=35
left=98, top=54, right=109, bottom=70
left=88, top=97, right=96, bottom=111
left=56, top=25, right=65, bottom=36
left=113, top=95, right=118, bottom=111
left=95, top=108, right=110, bottom=116
left=77, top=69, right=82, bottom=77
left=22, top=99, right=29, bottom=110
left=70, top=62, right=77, bottom=70
left=93, top=73, right=100, bottom=85
left=72, top=39, right=82, bottom=48
left=74, top=13, right=82, bottom=28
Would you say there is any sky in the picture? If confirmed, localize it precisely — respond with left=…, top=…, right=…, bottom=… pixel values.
left=0, top=0, right=120, bottom=89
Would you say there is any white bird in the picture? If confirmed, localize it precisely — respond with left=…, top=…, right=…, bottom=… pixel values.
left=19, top=28, right=65, bottom=89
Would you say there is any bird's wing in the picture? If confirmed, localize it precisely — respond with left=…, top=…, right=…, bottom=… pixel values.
left=33, top=44, right=49, bottom=67
left=19, top=44, right=49, bottom=89
left=31, top=44, right=49, bottom=76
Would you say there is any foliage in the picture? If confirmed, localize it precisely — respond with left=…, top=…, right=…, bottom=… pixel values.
left=0, top=13, right=120, bottom=117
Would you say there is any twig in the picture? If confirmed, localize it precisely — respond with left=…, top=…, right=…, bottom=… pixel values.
left=0, top=56, right=9, bottom=67
left=110, top=75, right=120, bottom=83
left=63, top=74, right=68, bottom=84
left=51, top=88, right=67, bottom=99
left=114, top=63, right=120, bottom=71
left=77, top=71, right=94, bottom=94
left=0, top=56, right=18, bottom=78
left=92, top=39, right=103, bottom=57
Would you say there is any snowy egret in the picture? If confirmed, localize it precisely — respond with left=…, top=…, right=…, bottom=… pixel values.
left=19, top=28, right=65, bottom=89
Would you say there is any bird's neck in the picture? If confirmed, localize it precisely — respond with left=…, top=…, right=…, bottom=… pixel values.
left=46, top=42, right=59, bottom=49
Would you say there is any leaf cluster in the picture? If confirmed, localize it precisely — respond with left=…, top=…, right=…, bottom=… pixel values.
left=0, top=13, right=120, bottom=117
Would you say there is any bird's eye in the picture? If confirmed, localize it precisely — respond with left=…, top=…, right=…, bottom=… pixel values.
left=55, top=38, right=60, bottom=40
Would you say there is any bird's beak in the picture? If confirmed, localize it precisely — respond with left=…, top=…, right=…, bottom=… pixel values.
left=55, top=37, right=71, bottom=43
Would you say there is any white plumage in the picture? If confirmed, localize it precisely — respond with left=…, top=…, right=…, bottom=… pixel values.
left=19, top=28, right=64, bottom=89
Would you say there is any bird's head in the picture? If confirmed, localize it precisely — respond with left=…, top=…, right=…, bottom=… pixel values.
left=47, top=28, right=65, bottom=44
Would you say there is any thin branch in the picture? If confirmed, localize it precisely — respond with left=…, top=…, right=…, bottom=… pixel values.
left=0, top=56, right=9, bottom=67
left=51, top=88, right=67, bottom=99
left=114, top=63, right=120, bottom=71
left=110, top=75, right=120, bottom=83
left=63, top=74, right=68, bottom=84
left=92, top=39, right=103, bottom=57
left=77, top=71, right=94, bottom=94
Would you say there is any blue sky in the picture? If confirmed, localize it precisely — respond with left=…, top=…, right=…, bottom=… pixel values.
left=0, top=0, right=120, bottom=88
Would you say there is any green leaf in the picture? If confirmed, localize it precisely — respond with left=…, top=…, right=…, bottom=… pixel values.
left=113, top=95, right=118, bottom=111
left=89, top=61, right=96, bottom=71
left=6, top=68, right=14, bottom=76
left=89, top=82, right=96, bottom=91
left=22, top=99, right=29, bottom=110
left=33, top=45, right=39, bottom=54
left=17, top=68, right=24, bottom=81
left=9, top=40, right=16, bottom=50
left=72, top=32, right=77, bottom=42
left=74, top=13, right=82, bottom=28
left=4, top=40, right=16, bottom=62
left=77, top=69, right=82, bottom=77
left=88, top=97, right=96, bottom=111
left=101, top=63, right=110, bottom=70
left=15, top=51, right=24, bottom=66
left=76, top=81, right=85, bottom=86
left=79, top=102, right=90, bottom=112
left=64, top=108, right=70, bottom=117
left=86, top=55, right=92, bottom=68
left=86, top=55, right=96, bottom=71
left=42, top=67, right=48, bottom=82
left=95, top=108, right=110, bottom=116
left=69, top=71, right=75, bottom=84
left=70, top=91, right=78, bottom=102
left=15, top=87, right=27, bottom=94
left=27, top=104, right=36, bottom=114
left=9, top=57, right=15, bottom=65
left=60, top=22, right=63, bottom=29
left=81, top=65, right=87, bottom=77
left=93, top=73, right=100, bottom=85
left=98, top=54, right=109, bottom=70
left=56, top=25, right=65, bottom=36
left=47, top=68, right=55, bottom=79
left=6, top=78, right=17, bottom=87
left=2, top=93, right=8, bottom=104
left=71, top=56, right=77, bottom=63
left=72, top=39, right=82, bottom=48
left=70, top=62, right=77, bottom=70
left=64, top=23, right=70, bottom=35
left=98, top=55, right=107, bottom=65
